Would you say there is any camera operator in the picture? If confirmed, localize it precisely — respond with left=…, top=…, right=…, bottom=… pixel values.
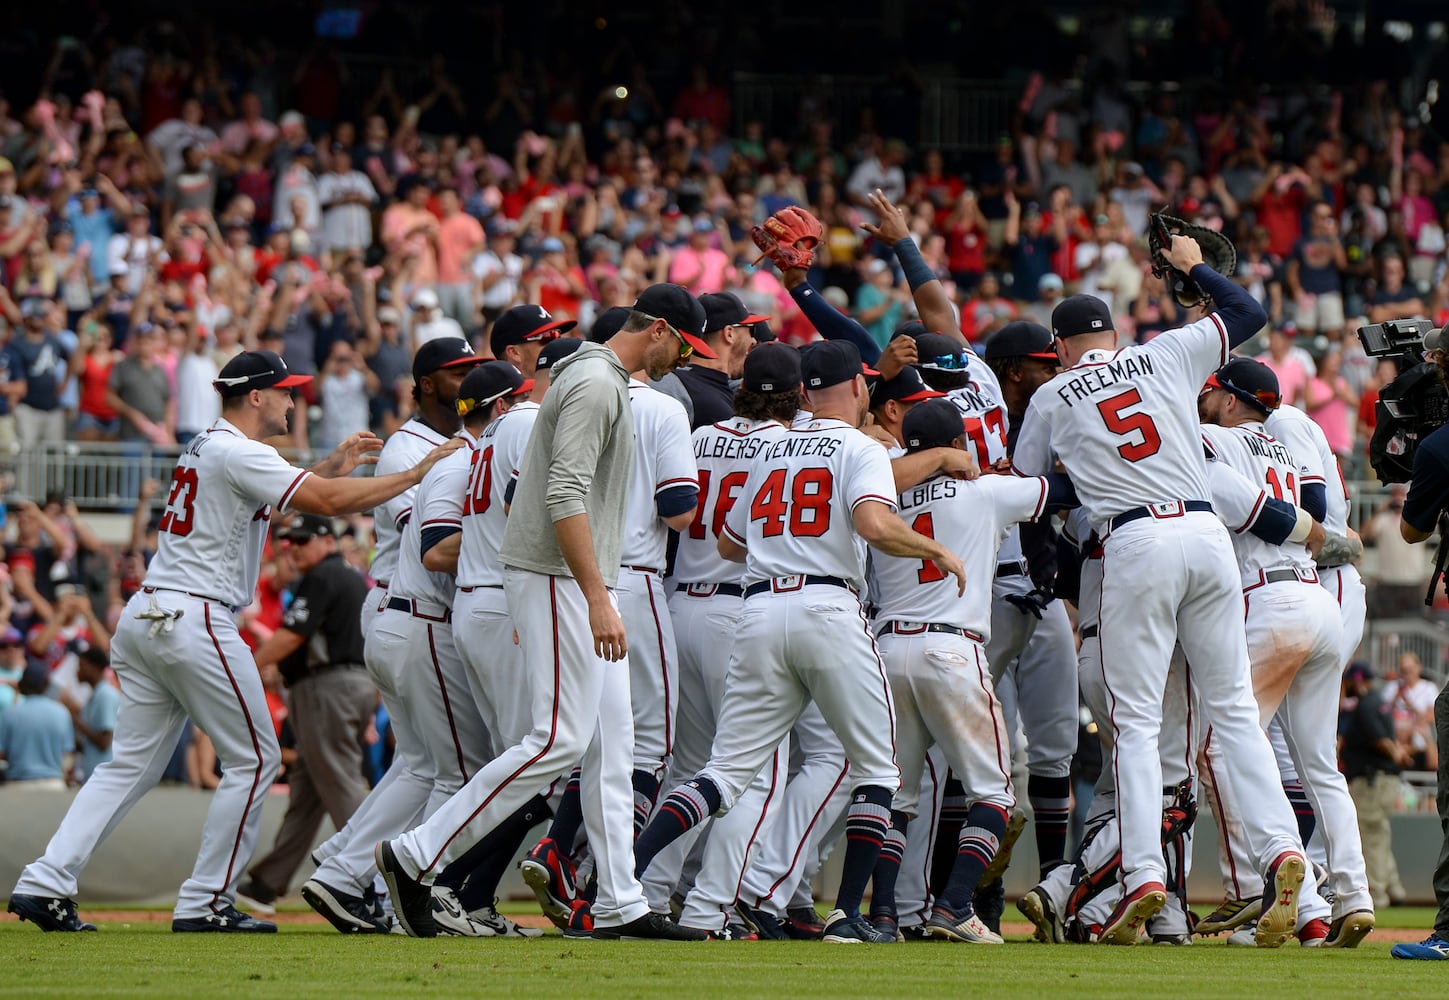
left=1390, top=329, right=1449, bottom=959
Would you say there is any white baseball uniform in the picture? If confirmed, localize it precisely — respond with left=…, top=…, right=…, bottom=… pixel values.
left=1199, top=421, right=1371, bottom=917
left=1014, top=317, right=1301, bottom=896
left=872, top=473, right=1050, bottom=819
left=312, top=417, right=452, bottom=873
left=14, top=418, right=307, bottom=918
left=617, top=381, right=696, bottom=784
left=452, top=400, right=539, bottom=754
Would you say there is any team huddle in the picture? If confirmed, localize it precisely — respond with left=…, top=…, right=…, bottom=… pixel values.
left=7, top=191, right=1376, bottom=950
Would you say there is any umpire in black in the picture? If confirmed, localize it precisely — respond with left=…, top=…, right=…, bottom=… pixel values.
left=236, top=515, right=376, bottom=914
left=1391, top=327, right=1449, bottom=958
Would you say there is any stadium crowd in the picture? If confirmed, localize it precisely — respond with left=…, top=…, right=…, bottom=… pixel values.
left=0, top=6, right=1444, bottom=809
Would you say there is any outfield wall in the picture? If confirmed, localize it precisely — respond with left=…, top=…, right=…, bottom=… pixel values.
left=0, top=786, right=1441, bottom=908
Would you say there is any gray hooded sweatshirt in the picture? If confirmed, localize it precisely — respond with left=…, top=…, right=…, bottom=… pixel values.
left=500, top=342, right=634, bottom=585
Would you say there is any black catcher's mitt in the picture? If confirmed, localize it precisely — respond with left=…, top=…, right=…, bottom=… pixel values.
left=1148, top=210, right=1238, bottom=309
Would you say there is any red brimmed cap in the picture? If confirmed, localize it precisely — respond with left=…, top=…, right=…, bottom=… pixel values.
left=213, top=350, right=312, bottom=397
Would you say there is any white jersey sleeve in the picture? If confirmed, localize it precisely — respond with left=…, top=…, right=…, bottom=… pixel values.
left=871, top=474, right=1048, bottom=638
left=456, top=400, right=539, bottom=589
left=1265, top=401, right=1348, bottom=534
left=620, top=382, right=697, bottom=570
left=142, top=420, right=311, bottom=609
left=391, top=444, right=468, bottom=607
left=1205, top=455, right=1272, bottom=533
left=1140, top=312, right=1231, bottom=386
left=674, top=418, right=785, bottom=586
left=1012, top=403, right=1055, bottom=477
left=724, top=419, right=896, bottom=590
left=370, top=418, right=450, bottom=586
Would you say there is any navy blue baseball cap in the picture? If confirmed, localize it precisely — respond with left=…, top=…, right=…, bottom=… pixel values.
left=1205, top=357, right=1281, bottom=414
left=914, top=333, right=971, bottom=372
left=456, top=360, right=532, bottom=416
left=213, top=350, right=313, bottom=397
left=588, top=306, right=631, bottom=344
left=802, top=341, right=878, bottom=390
left=633, top=283, right=715, bottom=357
left=870, top=365, right=946, bottom=406
left=743, top=342, right=802, bottom=393
left=1052, top=294, right=1114, bottom=338
left=412, top=337, right=482, bottom=380
left=537, top=337, right=584, bottom=370
left=490, top=304, right=577, bottom=357
left=902, top=399, right=967, bottom=453
left=701, top=291, right=771, bottom=335
left=893, top=319, right=931, bottom=341
left=983, top=321, right=1059, bottom=362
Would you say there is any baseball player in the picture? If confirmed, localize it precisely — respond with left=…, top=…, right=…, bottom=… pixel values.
left=654, top=292, right=770, bottom=429
left=1019, top=459, right=1322, bottom=944
left=375, top=284, right=713, bottom=941
left=304, top=337, right=483, bottom=934
left=868, top=400, right=1077, bottom=944
left=1011, top=237, right=1308, bottom=947
left=8, top=350, right=458, bottom=933
left=489, top=303, right=575, bottom=375
left=868, top=184, right=1084, bottom=902
left=1196, top=358, right=1374, bottom=948
left=631, top=340, right=966, bottom=944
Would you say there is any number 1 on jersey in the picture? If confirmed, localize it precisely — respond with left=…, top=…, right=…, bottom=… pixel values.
left=910, top=512, right=947, bottom=584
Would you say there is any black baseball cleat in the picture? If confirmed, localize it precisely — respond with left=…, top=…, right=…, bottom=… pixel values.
left=374, top=840, right=436, bottom=938
left=705, top=922, right=759, bottom=941
left=973, top=878, right=1006, bottom=934
left=592, top=911, right=709, bottom=941
left=519, top=837, right=578, bottom=929
left=783, top=905, right=825, bottom=939
left=735, top=901, right=788, bottom=940
left=1017, top=885, right=1066, bottom=944
left=301, top=878, right=389, bottom=934
left=173, top=905, right=277, bottom=933
left=8, top=894, right=97, bottom=932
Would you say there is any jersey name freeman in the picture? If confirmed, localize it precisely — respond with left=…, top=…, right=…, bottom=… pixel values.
left=1053, top=354, right=1157, bottom=407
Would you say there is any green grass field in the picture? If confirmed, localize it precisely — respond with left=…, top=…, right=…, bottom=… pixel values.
left=2, top=908, right=1446, bottom=999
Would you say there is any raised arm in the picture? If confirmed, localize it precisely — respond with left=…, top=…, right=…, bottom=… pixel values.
left=1161, top=234, right=1267, bottom=348
left=861, top=189, right=963, bottom=346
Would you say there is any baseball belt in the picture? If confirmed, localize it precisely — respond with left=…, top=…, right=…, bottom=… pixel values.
left=876, top=620, right=984, bottom=642
left=1107, top=500, right=1213, bottom=534
left=457, top=584, right=503, bottom=592
left=675, top=582, right=745, bottom=598
left=624, top=564, right=662, bottom=575
left=1243, top=566, right=1319, bottom=593
left=386, top=596, right=452, bottom=623
left=744, top=575, right=850, bottom=598
left=141, top=585, right=241, bottom=614
left=1079, top=624, right=1099, bottom=640
left=995, top=559, right=1029, bottom=579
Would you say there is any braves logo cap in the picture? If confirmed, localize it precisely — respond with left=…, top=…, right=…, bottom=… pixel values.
left=213, top=350, right=313, bottom=397
left=983, top=321, right=1060, bottom=362
left=1205, top=357, right=1281, bottom=414
left=456, top=360, right=533, bottom=416
left=742, top=342, right=801, bottom=394
left=802, top=341, right=878, bottom=390
left=870, top=365, right=946, bottom=405
left=490, top=303, right=577, bottom=357
left=280, top=514, right=335, bottom=543
left=412, top=337, right=482, bottom=380
left=536, top=337, right=584, bottom=371
left=1051, top=294, right=1115, bottom=338
left=701, top=291, right=771, bottom=335
left=902, top=399, right=967, bottom=453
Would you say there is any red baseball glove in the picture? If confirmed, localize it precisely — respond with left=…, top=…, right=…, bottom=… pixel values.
left=750, top=206, right=823, bottom=271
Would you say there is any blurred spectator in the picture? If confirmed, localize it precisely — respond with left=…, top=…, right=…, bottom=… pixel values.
left=1302, top=346, right=1356, bottom=461
left=8, top=298, right=70, bottom=452
left=408, top=288, right=463, bottom=348
left=434, top=187, right=485, bottom=327
left=474, top=222, right=524, bottom=325
left=58, top=644, right=117, bottom=782
left=0, top=665, right=72, bottom=786
left=1285, top=201, right=1347, bottom=339
left=1369, top=254, right=1428, bottom=324
left=853, top=260, right=907, bottom=349
left=316, top=340, right=377, bottom=453
left=1255, top=323, right=1314, bottom=407
left=0, top=627, right=25, bottom=713
left=1361, top=485, right=1433, bottom=619
left=1385, top=652, right=1440, bottom=771
left=1341, top=661, right=1409, bottom=908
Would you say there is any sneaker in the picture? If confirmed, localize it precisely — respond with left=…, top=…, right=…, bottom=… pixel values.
left=363, top=885, right=388, bottom=926
left=173, top=905, right=277, bottom=933
left=784, top=905, right=825, bottom=940
left=869, top=911, right=905, bottom=942
left=1195, top=896, right=1262, bottom=936
left=301, top=878, right=389, bottom=934
left=7, top=894, right=97, bottom=932
left=1322, top=909, right=1374, bottom=949
left=924, top=901, right=1005, bottom=944
left=978, top=811, right=1028, bottom=885
left=519, top=837, right=578, bottom=930
left=234, top=877, right=278, bottom=917
left=822, top=908, right=896, bottom=944
left=1098, top=881, right=1167, bottom=946
left=592, top=911, right=709, bottom=941
left=900, top=922, right=929, bottom=940
left=1255, top=851, right=1305, bottom=949
left=972, top=878, right=1006, bottom=934
left=1018, top=886, right=1066, bottom=944
left=471, top=900, right=545, bottom=938
left=1150, top=931, right=1192, bottom=945
left=1392, top=933, right=1449, bottom=960
left=1297, top=918, right=1329, bottom=947
left=735, top=900, right=788, bottom=940
left=432, top=885, right=496, bottom=938
left=374, top=840, right=436, bottom=938
left=561, top=900, right=595, bottom=938
left=704, top=923, right=759, bottom=941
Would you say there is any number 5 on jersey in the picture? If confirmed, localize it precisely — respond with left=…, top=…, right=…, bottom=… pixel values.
left=1097, top=389, right=1162, bottom=463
